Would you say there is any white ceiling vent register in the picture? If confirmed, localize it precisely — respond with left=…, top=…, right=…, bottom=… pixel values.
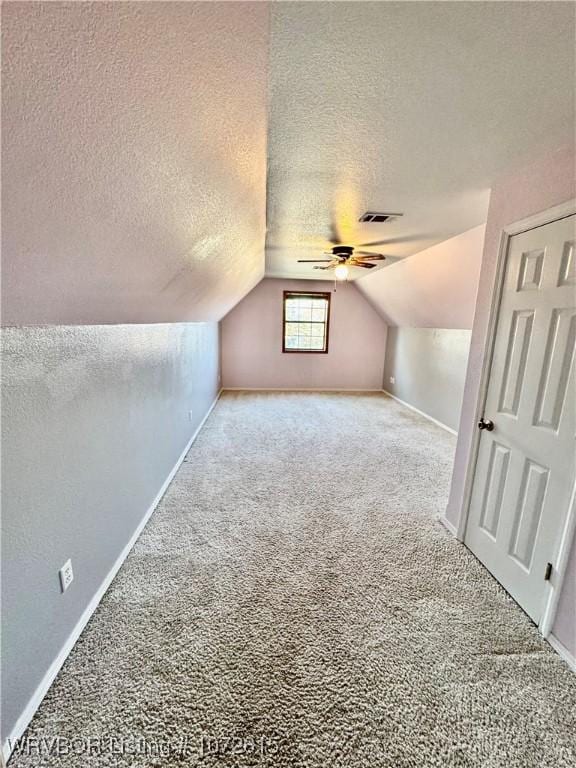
left=358, top=212, right=403, bottom=223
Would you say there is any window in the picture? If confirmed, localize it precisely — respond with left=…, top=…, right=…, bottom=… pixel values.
left=283, top=291, right=331, bottom=353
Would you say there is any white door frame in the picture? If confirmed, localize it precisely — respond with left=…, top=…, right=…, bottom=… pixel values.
left=458, top=198, right=576, bottom=638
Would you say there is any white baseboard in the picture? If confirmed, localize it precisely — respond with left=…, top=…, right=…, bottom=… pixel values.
left=547, top=633, right=576, bottom=673
left=222, top=387, right=384, bottom=392
left=438, top=514, right=458, bottom=537
left=382, top=389, right=457, bottom=436
left=2, top=390, right=222, bottom=763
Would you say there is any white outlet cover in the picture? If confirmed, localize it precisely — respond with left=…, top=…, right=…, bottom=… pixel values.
left=390, top=376, right=395, bottom=384
left=188, top=410, right=194, bottom=421
left=59, top=559, right=74, bottom=592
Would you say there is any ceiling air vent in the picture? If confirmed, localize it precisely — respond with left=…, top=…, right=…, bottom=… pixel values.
left=359, top=211, right=403, bottom=224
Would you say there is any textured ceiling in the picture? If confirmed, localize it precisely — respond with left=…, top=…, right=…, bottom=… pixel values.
left=266, top=1, right=575, bottom=280
left=2, top=2, right=575, bottom=324
left=2, top=2, right=269, bottom=324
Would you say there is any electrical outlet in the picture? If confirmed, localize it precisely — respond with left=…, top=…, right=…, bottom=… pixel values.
left=188, top=410, right=194, bottom=422
left=389, top=376, right=395, bottom=385
left=59, top=559, right=74, bottom=593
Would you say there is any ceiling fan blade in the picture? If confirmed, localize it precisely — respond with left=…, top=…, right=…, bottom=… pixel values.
left=352, top=261, right=376, bottom=269
left=313, top=264, right=335, bottom=270
left=355, top=252, right=386, bottom=260
left=297, top=259, right=334, bottom=262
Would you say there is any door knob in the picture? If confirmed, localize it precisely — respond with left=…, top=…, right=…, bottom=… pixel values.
left=477, top=418, right=494, bottom=431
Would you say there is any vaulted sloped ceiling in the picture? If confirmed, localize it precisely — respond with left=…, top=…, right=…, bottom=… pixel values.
left=266, top=1, right=575, bottom=280
left=2, top=2, right=575, bottom=325
left=2, top=2, right=269, bottom=325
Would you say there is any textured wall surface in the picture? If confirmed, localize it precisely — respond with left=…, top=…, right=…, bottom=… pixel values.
left=356, top=226, right=485, bottom=328
left=384, top=328, right=472, bottom=432
left=1, top=2, right=269, bottom=324
left=1, top=323, right=220, bottom=742
left=444, top=144, right=576, bottom=657
left=222, top=279, right=387, bottom=390
left=266, top=2, right=574, bottom=280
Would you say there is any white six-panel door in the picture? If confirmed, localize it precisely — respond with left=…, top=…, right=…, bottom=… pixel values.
left=465, top=214, right=576, bottom=623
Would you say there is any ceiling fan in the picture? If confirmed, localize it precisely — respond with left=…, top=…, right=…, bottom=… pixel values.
left=297, top=245, right=385, bottom=281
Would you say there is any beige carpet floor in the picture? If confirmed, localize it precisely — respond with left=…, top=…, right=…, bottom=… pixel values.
left=9, top=392, right=576, bottom=767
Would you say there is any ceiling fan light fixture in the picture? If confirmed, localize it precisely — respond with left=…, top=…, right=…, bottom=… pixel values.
left=334, top=263, right=349, bottom=281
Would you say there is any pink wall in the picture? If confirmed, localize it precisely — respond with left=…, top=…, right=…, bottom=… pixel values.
left=222, top=278, right=387, bottom=390
left=444, top=145, right=576, bottom=656
left=356, top=225, right=485, bottom=329
left=552, top=535, right=576, bottom=657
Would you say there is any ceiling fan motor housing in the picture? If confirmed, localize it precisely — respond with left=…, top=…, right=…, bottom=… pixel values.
left=332, top=245, right=354, bottom=258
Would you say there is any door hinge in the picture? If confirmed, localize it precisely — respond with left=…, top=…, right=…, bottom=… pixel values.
left=544, top=562, right=553, bottom=581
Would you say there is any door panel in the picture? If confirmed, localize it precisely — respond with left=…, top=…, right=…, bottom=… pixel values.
left=509, top=458, right=548, bottom=569
left=533, top=308, right=576, bottom=430
left=558, top=240, right=575, bottom=286
left=478, top=441, right=510, bottom=538
left=465, top=214, right=576, bottom=623
left=498, top=309, right=534, bottom=415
